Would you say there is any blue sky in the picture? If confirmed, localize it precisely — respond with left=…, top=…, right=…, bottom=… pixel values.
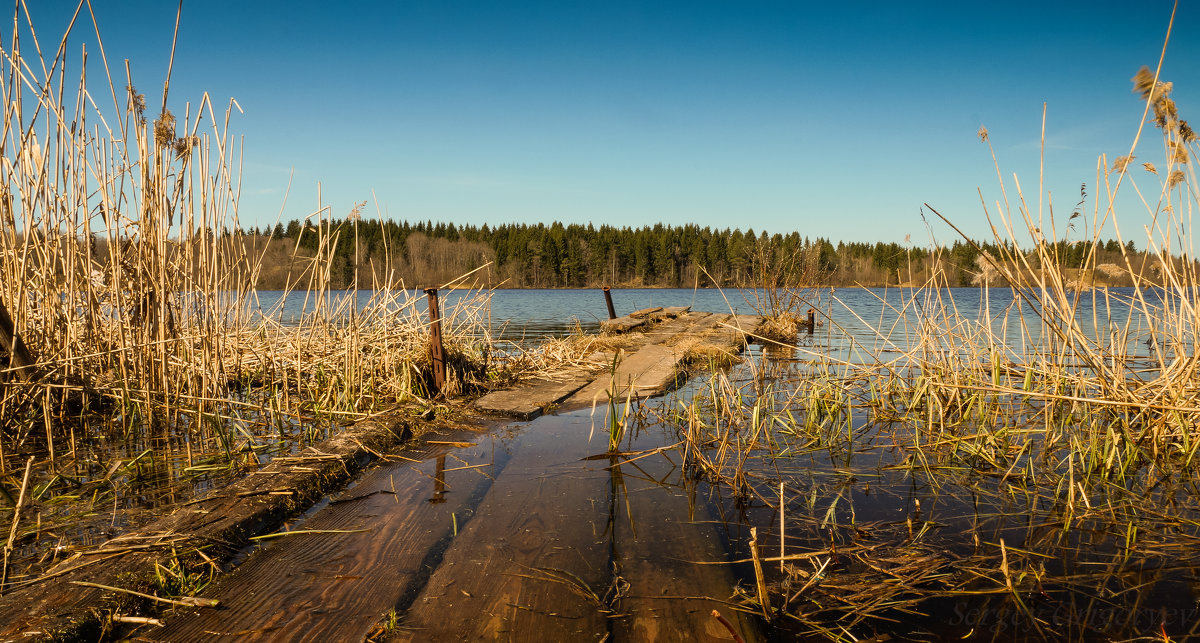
left=21, top=1, right=1199, bottom=245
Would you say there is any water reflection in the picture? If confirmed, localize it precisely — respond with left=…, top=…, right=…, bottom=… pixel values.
left=428, top=454, right=447, bottom=504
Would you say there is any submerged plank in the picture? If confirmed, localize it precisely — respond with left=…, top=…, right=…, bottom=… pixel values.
left=562, top=343, right=684, bottom=409
left=565, top=313, right=716, bottom=409
left=150, top=436, right=504, bottom=642
left=0, top=413, right=421, bottom=641
left=474, top=372, right=593, bottom=419
left=611, top=448, right=763, bottom=642
left=392, top=413, right=611, bottom=641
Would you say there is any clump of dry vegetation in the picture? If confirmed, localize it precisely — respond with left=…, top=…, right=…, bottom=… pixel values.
left=0, top=4, right=494, bottom=582
left=739, top=236, right=822, bottom=344
left=673, top=38, right=1200, bottom=641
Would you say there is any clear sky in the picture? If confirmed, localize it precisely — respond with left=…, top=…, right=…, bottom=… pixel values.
left=19, top=1, right=1200, bottom=245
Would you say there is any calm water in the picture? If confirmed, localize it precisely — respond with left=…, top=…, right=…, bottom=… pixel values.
left=251, top=286, right=1171, bottom=360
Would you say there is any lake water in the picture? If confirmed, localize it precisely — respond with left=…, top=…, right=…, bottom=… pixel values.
left=251, top=286, right=1170, bottom=361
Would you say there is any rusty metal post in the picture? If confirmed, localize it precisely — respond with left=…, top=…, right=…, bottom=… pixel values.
left=807, top=308, right=815, bottom=334
left=425, top=288, right=446, bottom=395
left=602, top=286, right=617, bottom=320
left=0, top=295, right=35, bottom=381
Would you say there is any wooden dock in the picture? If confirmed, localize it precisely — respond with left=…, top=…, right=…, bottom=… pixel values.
left=0, top=309, right=766, bottom=641
left=476, top=309, right=762, bottom=419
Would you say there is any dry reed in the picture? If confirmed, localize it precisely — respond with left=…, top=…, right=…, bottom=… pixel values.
left=671, top=29, right=1200, bottom=640
left=0, top=3, right=494, bottom=583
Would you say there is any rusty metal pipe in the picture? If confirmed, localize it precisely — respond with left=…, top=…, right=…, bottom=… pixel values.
left=602, top=286, right=617, bottom=320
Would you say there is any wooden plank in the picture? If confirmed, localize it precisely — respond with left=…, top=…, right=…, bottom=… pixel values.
left=563, top=343, right=684, bottom=409
left=611, top=448, right=764, bottom=642
left=640, top=311, right=711, bottom=343
left=696, top=314, right=762, bottom=350
left=0, top=414, right=424, bottom=640
left=566, top=313, right=719, bottom=410
left=728, top=314, right=764, bottom=338
left=601, top=306, right=691, bottom=334
left=474, top=372, right=593, bottom=419
left=3, top=309, right=764, bottom=639
left=149, top=439, right=503, bottom=642
left=628, top=306, right=663, bottom=319
left=601, top=315, right=647, bottom=333
left=391, top=413, right=611, bottom=641
left=665, top=313, right=729, bottom=348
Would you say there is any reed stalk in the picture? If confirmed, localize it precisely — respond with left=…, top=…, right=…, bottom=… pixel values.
left=0, top=3, right=495, bottom=579
left=671, top=28, right=1200, bottom=639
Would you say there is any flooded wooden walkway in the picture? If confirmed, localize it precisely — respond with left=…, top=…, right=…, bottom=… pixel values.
left=1, top=310, right=765, bottom=642
left=476, top=309, right=761, bottom=419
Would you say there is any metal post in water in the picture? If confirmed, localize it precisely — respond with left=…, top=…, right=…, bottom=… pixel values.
left=0, top=295, right=35, bottom=382
left=425, top=288, right=446, bottom=395
left=602, top=286, right=617, bottom=320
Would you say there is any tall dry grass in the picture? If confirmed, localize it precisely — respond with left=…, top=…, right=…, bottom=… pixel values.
left=0, top=1, right=494, bottom=568
left=675, top=9, right=1200, bottom=638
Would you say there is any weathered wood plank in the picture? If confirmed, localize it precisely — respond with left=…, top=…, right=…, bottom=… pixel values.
left=149, top=438, right=504, bottom=642
left=601, top=315, right=648, bottom=333
left=663, top=313, right=730, bottom=353
left=391, top=413, right=611, bottom=641
left=611, top=448, right=764, bottom=642
left=628, top=306, right=663, bottom=319
left=565, top=314, right=720, bottom=409
left=474, top=372, right=593, bottom=419
left=0, top=414, right=423, bottom=640
left=563, top=343, right=684, bottom=409
left=601, top=306, right=693, bottom=334
left=678, top=314, right=764, bottom=358
left=640, top=311, right=711, bottom=343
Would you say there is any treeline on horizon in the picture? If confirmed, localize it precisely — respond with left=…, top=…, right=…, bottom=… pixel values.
left=215, top=217, right=1157, bottom=291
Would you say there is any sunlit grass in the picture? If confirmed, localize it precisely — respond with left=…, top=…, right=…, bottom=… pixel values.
left=672, top=31, right=1200, bottom=641
left=0, top=4, right=495, bottom=582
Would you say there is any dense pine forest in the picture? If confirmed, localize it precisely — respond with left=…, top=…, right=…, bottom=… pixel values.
left=222, top=216, right=1145, bottom=290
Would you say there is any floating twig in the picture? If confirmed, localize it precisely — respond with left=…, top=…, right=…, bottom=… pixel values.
left=249, top=528, right=371, bottom=541
left=70, top=580, right=219, bottom=608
